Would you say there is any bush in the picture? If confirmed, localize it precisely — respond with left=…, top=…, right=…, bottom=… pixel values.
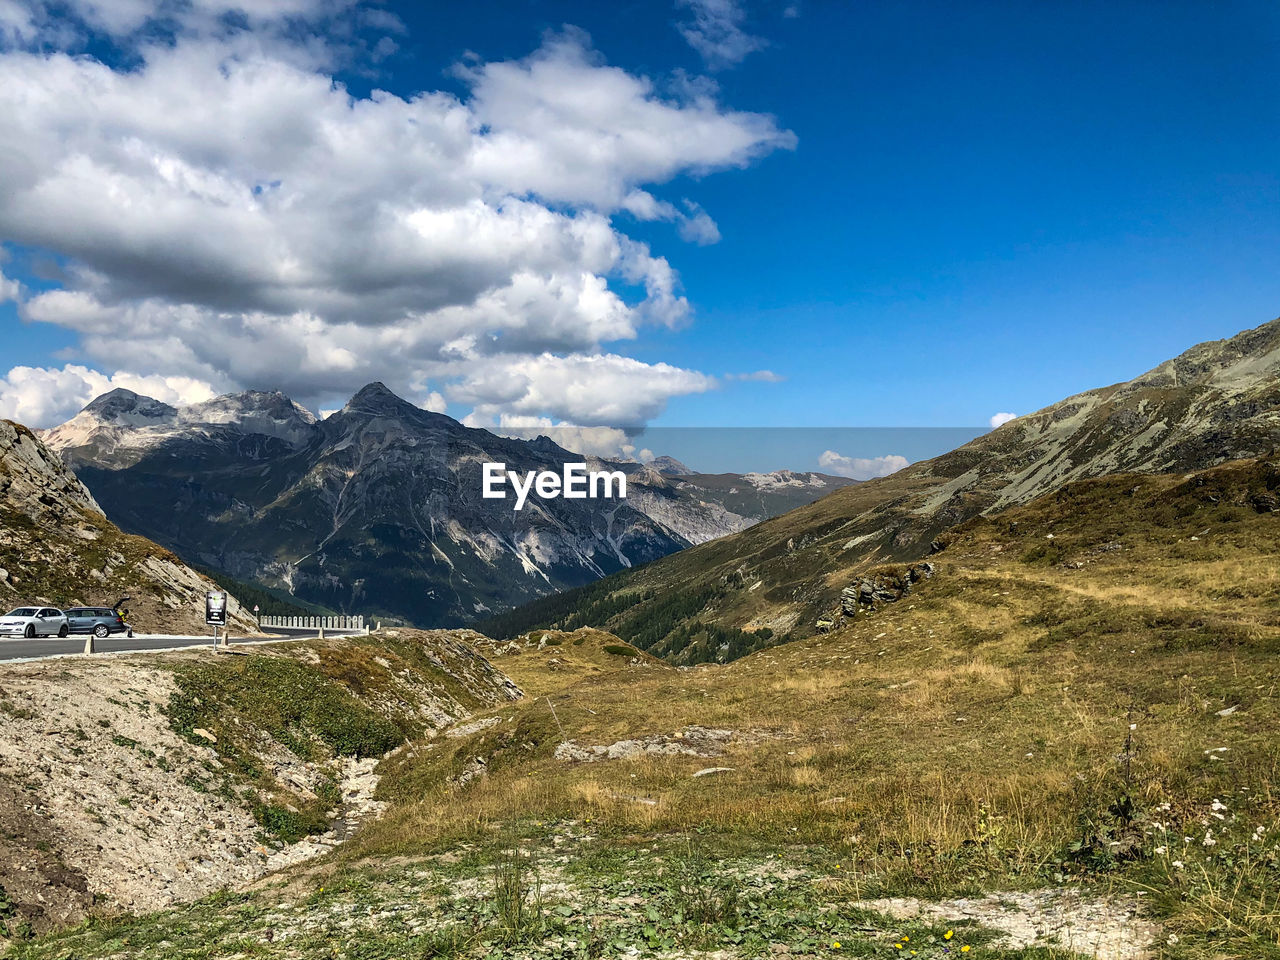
left=603, top=644, right=635, bottom=657
left=252, top=802, right=328, bottom=844
left=1020, top=542, right=1065, bottom=565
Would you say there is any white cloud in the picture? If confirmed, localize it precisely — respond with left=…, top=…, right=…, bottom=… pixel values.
left=0, top=266, right=20, bottom=303
left=453, top=352, right=716, bottom=427
left=817, top=450, right=909, bottom=481
left=676, top=0, right=767, bottom=70
left=486, top=415, right=637, bottom=460
left=0, top=18, right=793, bottom=426
left=989, top=412, right=1018, bottom=429
left=0, top=364, right=217, bottom=428
left=726, top=369, right=783, bottom=382
left=676, top=200, right=721, bottom=245
left=463, top=29, right=791, bottom=207
left=3, top=0, right=374, bottom=58
left=621, top=189, right=679, bottom=222
left=0, top=1, right=39, bottom=46
left=621, top=191, right=721, bottom=246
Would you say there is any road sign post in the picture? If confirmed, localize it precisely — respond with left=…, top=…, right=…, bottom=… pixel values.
left=205, top=590, right=227, bottom=653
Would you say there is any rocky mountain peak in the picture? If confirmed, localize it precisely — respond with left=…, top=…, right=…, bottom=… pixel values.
left=82, top=388, right=178, bottom=424
left=650, top=456, right=694, bottom=476
left=188, top=390, right=318, bottom=428
left=341, top=382, right=424, bottom=419
left=1128, top=315, right=1280, bottom=393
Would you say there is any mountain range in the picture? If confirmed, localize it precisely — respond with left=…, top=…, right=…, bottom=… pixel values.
left=483, top=317, right=1280, bottom=662
left=42, top=384, right=854, bottom=626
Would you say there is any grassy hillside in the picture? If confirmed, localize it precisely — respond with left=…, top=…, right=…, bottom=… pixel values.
left=481, top=319, right=1280, bottom=664
left=15, top=456, right=1280, bottom=959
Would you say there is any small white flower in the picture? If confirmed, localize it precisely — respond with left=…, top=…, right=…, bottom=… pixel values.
left=1167, top=934, right=1179, bottom=945
left=1171, top=860, right=1184, bottom=869
left=1211, top=799, right=1227, bottom=812
left=1154, top=846, right=1167, bottom=855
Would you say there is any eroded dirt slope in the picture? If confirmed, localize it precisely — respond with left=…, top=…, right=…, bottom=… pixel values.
left=0, top=630, right=520, bottom=938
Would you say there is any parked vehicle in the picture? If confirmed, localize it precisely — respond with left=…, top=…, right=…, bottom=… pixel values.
left=65, top=607, right=133, bottom=638
left=0, top=607, right=70, bottom=638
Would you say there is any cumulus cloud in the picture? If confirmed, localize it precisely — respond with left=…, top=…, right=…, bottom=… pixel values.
left=676, top=0, right=767, bottom=70
left=817, top=450, right=909, bottom=481
left=454, top=352, right=716, bottom=428
left=486, top=415, right=637, bottom=460
left=990, top=412, right=1018, bottom=428
left=419, top=391, right=448, bottom=414
left=0, top=12, right=794, bottom=426
left=0, top=364, right=217, bottom=428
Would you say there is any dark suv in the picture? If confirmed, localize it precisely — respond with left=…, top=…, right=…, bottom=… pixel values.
left=65, top=607, right=132, bottom=638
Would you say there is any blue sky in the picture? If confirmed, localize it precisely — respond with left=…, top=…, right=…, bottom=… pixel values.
left=1, top=0, right=1278, bottom=452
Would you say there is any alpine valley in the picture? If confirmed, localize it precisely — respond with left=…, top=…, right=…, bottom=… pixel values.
left=42, top=383, right=854, bottom=626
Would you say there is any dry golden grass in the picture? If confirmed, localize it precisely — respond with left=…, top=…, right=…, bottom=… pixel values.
left=341, top=461, right=1280, bottom=954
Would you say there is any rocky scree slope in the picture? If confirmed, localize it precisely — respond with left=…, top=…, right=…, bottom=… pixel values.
left=43, top=384, right=851, bottom=627
left=0, top=628, right=520, bottom=942
left=0, top=419, right=256, bottom=635
left=488, top=317, right=1280, bottom=662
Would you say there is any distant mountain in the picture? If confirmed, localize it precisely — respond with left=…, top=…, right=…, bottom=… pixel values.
left=484, top=317, right=1280, bottom=663
left=0, top=419, right=257, bottom=634
left=44, top=384, right=855, bottom=626
left=649, top=456, right=695, bottom=475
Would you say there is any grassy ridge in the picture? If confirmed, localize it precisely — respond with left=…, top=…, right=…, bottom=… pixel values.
left=476, top=576, right=793, bottom=664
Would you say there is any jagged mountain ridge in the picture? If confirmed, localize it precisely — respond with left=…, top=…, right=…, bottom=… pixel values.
left=487, top=316, right=1280, bottom=662
left=0, top=420, right=257, bottom=634
left=44, top=384, right=854, bottom=626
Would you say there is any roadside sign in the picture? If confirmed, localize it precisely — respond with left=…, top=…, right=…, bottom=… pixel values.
left=253, top=604, right=260, bottom=613
left=205, top=591, right=227, bottom=626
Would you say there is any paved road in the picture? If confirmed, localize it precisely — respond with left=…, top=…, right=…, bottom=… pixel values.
left=0, top=627, right=357, bottom=662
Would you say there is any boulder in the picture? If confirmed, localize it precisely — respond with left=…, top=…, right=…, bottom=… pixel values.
left=839, top=587, right=860, bottom=616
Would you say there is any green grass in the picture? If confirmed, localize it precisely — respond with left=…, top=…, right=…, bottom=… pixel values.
left=2, top=835, right=1079, bottom=960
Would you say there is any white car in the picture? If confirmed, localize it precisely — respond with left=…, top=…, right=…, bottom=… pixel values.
left=0, top=607, right=70, bottom=639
